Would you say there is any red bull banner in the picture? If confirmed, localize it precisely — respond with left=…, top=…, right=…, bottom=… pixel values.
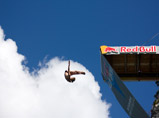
left=100, top=45, right=158, bottom=54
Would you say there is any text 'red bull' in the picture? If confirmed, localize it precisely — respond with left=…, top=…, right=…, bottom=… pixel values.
left=121, top=46, right=156, bottom=53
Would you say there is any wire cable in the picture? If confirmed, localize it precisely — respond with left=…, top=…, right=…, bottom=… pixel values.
left=142, top=33, right=159, bottom=46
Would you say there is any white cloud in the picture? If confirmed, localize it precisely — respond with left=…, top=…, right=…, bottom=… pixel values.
left=0, top=27, right=110, bottom=118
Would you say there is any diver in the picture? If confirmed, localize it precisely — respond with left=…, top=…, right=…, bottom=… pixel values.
left=64, top=60, right=85, bottom=83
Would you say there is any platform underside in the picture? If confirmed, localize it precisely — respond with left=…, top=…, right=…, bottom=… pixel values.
left=104, top=54, right=159, bottom=81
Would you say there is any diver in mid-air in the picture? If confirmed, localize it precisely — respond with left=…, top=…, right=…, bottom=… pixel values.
left=64, top=60, right=85, bottom=83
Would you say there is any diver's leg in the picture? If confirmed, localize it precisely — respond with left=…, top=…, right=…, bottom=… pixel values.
left=70, top=71, right=85, bottom=75
left=80, top=71, right=85, bottom=74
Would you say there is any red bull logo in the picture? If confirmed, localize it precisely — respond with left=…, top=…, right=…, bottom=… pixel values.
left=101, top=45, right=157, bottom=54
left=120, top=46, right=156, bottom=53
left=100, top=46, right=118, bottom=54
left=105, top=47, right=118, bottom=53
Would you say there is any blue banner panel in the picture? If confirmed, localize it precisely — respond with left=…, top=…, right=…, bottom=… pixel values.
left=101, top=54, right=150, bottom=118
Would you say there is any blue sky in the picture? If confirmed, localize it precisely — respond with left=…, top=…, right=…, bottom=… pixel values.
left=0, top=0, right=159, bottom=117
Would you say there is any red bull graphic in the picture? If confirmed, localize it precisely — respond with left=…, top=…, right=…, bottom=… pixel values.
left=100, top=45, right=158, bottom=54
left=100, top=46, right=118, bottom=54
left=105, top=47, right=118, bottom=53
left=121, top=46, right=156, bottom=53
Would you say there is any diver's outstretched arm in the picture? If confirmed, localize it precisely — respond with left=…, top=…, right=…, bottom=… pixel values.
left=68, top=60, right=70, bottom=73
